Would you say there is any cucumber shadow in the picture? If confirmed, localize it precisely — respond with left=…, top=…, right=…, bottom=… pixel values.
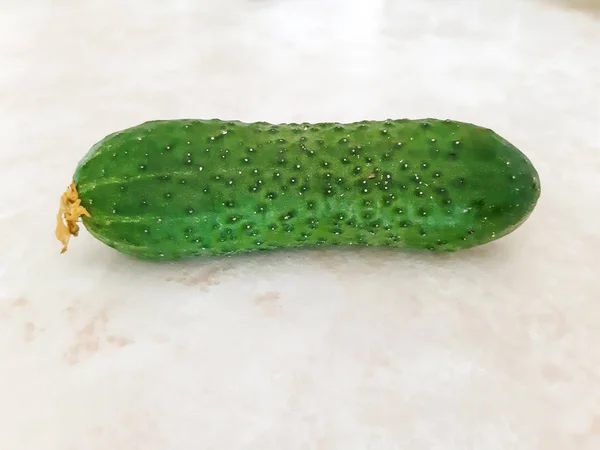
left=90, top=237, right=522, bottom=278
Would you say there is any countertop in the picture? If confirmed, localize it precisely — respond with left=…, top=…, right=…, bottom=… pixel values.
left=1, top=0, right=599, bottom=448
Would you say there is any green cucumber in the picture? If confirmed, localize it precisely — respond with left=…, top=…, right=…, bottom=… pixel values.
left=56, top=118, right=540, bottom=260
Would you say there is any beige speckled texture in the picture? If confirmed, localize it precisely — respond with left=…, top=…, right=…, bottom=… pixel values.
left=1, top=0, right=599, bottom=449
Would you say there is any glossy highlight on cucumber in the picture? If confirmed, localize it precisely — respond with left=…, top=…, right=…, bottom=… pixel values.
left=56, top=118, right=541, bottom=260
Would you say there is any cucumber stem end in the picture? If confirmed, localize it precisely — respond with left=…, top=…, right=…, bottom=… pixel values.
left=56, top=181, right=91, bottom=253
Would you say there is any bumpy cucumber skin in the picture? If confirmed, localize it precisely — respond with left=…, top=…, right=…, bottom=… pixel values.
left=73, top=118, right=540, bottom=260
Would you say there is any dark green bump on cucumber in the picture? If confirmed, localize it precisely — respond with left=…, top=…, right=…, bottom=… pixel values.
left=56, top=118, right=540, bottom=260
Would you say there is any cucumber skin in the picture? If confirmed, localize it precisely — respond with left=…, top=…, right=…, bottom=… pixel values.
left=73, top=118, right=540, bottom=260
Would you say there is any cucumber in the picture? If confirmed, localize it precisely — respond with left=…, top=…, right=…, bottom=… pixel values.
left=56, top=118, right=540, bottom=260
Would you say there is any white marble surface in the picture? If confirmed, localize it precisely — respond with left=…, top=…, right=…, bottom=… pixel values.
left=1, top=0, right=599, bottom=448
